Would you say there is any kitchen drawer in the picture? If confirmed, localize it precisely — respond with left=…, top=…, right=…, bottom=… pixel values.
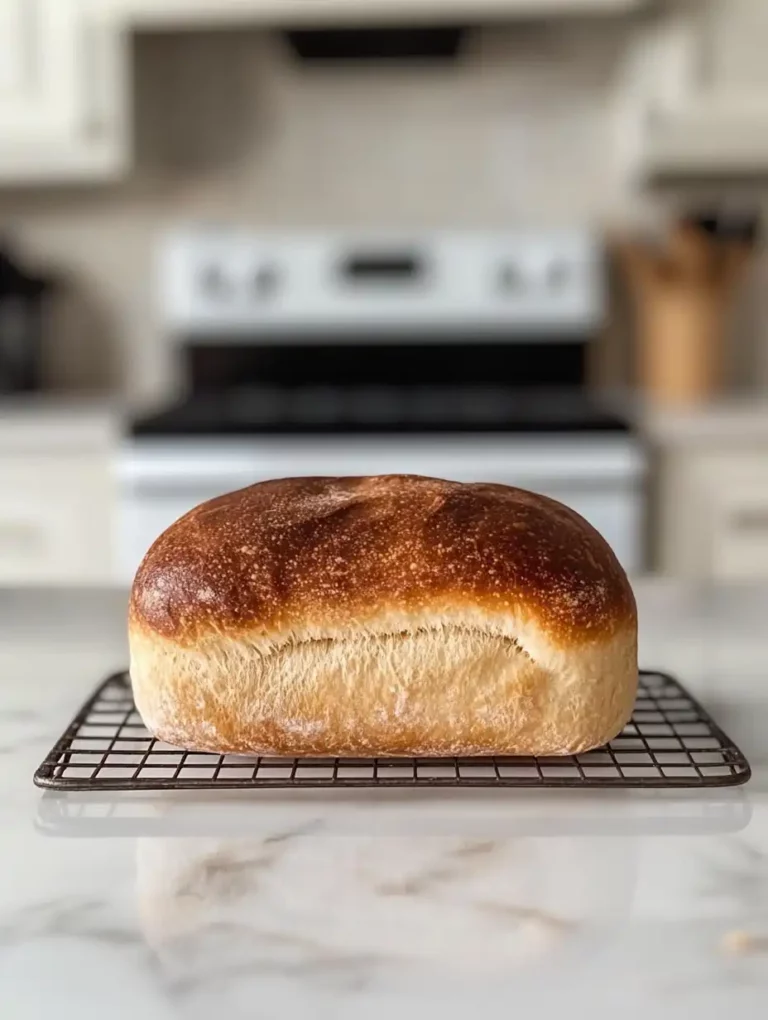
left=0, top=456, right=113, bottom=584
left=710, top=482, right=768, bottom=580
left=657, top=446, right=768, bottom=579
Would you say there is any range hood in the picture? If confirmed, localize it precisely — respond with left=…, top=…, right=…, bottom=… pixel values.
left=120, top=0, right=647, bottom=30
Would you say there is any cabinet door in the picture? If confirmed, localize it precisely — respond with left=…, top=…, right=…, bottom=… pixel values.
left=0, top=0, right=82, bottom=140
left=643, top=1, right=768, bottom=171
left=710, top=480, right=768, bottom=580
left=705, top=0, right=768, bottom=95
left=0, top=456, right=114, bottom=585
left=0, top=0, right=24, bottom=96
left=660, top=449, right=768, bottom=580
left=0, top=0, right=127, bottom=182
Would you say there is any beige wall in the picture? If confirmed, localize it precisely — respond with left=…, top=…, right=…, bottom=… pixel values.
left=0, top=20, right=766, bottom=402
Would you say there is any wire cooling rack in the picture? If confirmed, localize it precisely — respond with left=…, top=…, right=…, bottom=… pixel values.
left=34, top=670, right=750, bottom=791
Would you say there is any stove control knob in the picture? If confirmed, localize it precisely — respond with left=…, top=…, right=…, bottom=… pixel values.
left=497, top=261, right=526, bottom=294
left=198, top=264, right=230, bottom=300
left=546, top=260, right=572, bottom=290
left=251, top=263, right=280, bottom=299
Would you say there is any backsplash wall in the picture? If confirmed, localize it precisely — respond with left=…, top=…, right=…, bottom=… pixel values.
left=0, top=19, right=764, bottom=401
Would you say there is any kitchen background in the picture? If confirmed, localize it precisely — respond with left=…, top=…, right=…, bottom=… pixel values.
left=3, top=0, right=768, bottom=587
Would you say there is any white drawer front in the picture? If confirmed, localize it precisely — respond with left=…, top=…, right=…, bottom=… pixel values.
left=711, top=483, right=768, bottom=580
left=0, top=458, right=113, bottom=584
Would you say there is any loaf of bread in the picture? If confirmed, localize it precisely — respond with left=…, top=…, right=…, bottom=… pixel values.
left=129, top=474, right=637, bottom=757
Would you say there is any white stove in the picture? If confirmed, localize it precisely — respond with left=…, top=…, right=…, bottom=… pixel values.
left=118, top=228, right=645, bottom=580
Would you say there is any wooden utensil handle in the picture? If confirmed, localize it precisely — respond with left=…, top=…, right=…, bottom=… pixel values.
left=637, top=290, right=725, bottom=405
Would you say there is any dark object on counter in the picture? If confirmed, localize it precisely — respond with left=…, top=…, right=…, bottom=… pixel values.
left=34, top=670, right=750, bottom=791
left=0, top=243, right=53, bottom=393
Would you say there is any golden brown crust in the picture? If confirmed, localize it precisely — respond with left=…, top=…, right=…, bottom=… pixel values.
left=129, top=474, right=635, bottom=649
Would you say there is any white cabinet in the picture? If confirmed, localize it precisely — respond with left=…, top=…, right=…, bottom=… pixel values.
left=0, top=456, right=113, bottom=584
left=0, top=0, right=127, bottom=184
left=0, top=0, right=647, bottom=184
left=665, top=452, right=768, bottom=581
left=0, top=0, right=81, bottom=139
left=643, top=1, right=768, bottom=173
left=653, top=408, right=768, bottom=579
left=0, top=406, right=117, bottom=586
left=709, top=477, right=768, bottom=580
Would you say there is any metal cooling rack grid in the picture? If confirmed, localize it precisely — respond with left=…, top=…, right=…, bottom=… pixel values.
left=34, top=670, right=751, bottom=791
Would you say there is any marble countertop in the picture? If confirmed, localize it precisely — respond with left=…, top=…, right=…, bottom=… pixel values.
left=1, top=583, right=767, bottom=1020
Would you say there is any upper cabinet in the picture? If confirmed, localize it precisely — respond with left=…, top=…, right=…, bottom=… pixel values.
left=0, top=0, right=128, bottom=184
left=644, top=0, right=768, bottom=174
left=0, top=0, right=648, bottom=186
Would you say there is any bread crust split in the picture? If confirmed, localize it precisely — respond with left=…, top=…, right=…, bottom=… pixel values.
left=129, top=474, right=638, bottom=756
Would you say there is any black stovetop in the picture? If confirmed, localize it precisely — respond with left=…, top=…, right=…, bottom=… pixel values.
left=130, top=386, right=631, bottom=437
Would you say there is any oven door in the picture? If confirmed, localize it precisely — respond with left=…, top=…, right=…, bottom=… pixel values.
left=117, top=435, right=645, bottom=581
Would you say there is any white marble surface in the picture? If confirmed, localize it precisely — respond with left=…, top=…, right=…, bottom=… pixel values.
left=1, top=583, right=768, bottom=1020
